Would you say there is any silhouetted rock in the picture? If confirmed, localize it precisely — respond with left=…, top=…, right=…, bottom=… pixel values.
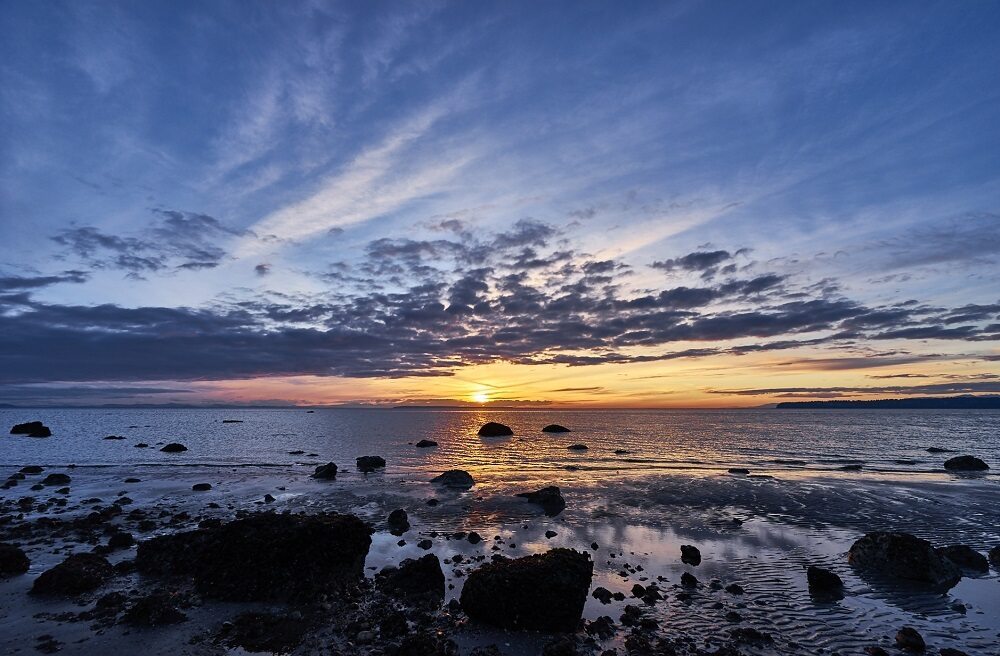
left=943, top=455, right=988, bottom=471
left=103, top=435, right=126, bottom=440
left=41, top=473, right=71, bottom=486
left=895, top=626, right=925, bottom=651
left=460, top=548, right=593, bottom=631
left=356, top=455, right=386, bottom=473
left=0, top=543, right=30, bottom=577
left=541, top=424, right=571, bottom=433
left=936, top=545, right=989, bottom=572
left=848, top=532, right=961, bottom=588
left=478, top=422, right=513, bottom=437
left=221, top=419, right=243, bottom=423
left=926, top=447, right=950, bottom=453
left=122, top=592, right=187, bottom=626
left=10, top=421, right=51, bottom=437
left=807, top=565, right=844, bottom=593
left=108, top=531, right=134, bottom=549
left=32, top=553, right=113, bottom=596
left=567, top=444, right=588, bottom=451
left=516, top=486, right=566, bottom=516
left=415, top=439, right=438, bottom=447
left=728, top=468, right=750, bottom=474
left=135, top=512, right=372, bottom=601
left=387, top=508, right=410, bottom=533
left=681, top=572, right=699, bottom=588
left=219, top=612, right=310, bottom=654
left=192, top=483, right=212, bottom=491
left=375, top=553, right=445, bottom=601
left=160, top=443, right=187, bottom=453
left=312, top=462, right=338, bottom=479
left=592, top=586, right=613, bottom=604
left=19, top=465, right=43, bottom=474
left=990, top=545, right=1000, bottom=567
left=431, top=469, right=475, bottom=488
left=680, top=544, right=701, bottom=566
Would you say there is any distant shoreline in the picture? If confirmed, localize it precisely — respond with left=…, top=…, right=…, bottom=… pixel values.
left=776, top=395, right=1000, bottom=409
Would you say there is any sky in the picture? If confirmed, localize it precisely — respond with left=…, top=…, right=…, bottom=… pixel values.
left=1, top=0, right=999, bottom=407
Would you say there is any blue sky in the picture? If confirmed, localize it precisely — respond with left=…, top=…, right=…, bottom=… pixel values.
left=1, top=0, right=998, bottom=406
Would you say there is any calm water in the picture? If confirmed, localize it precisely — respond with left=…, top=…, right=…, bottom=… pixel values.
left=2, top=407, right=997, bottom=479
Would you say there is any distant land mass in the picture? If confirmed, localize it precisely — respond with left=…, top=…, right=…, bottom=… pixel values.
left=776, top=395, right=1000, bottom=409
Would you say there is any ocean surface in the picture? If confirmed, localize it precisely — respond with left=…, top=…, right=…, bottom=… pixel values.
left=2, top=408, right=999, bottom=655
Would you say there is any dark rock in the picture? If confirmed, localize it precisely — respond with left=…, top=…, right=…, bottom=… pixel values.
left=541, top=424, right=571, bottom=433
left=478, top=422, right=513, bottom=437
left=20, top=465, right=44, bottom=474
left=936, top=545, right=989, bottom=572
left=840, top=463, right=863, bottom=471
left=586, top=615, right=616, bottom=639
left=592, top=586, right=613, bottom=603
left=848, top=532, right=961, bottom=588
left=415, top=439, right=438, bottom=447
left=681, top=572, right=698, bottom=587
left=614, top=449, right=630, bottom=455
left=376, top=553, right=445, bottom=601
left=32, top=553, right=113, bottom=596
left=122, top=592, right=187, bottom=626
left=725, top=582, right=744, bottom=594
left=430, top=469, right=475, bottom=488
left=926, top=447, right=950, bottom=453
left=895, top=626, right=925, bottom=651
left=730, top=627, right=773, bottom=644
left=108, top=531, right=134, bottom=549
left=221, top=419, right=243, bottom=423
left=460, top=548, right=593, bottom=631
left=680, top=544, right=701, bottom=566
left=263, top=494, right=275, bottom=503
left=389, top=632, right=457, bottom=656
left=545, top=530, right=557, bottom=538
left=541, top=636, right=578, bottom=656
left=192, top=483, right=212, bottom=491
left=728, top=468, right=750, bottom=475
left=10, top=421, right=51, bottom=437
left=356, top=455, right=386, bottom=473
left=124, top=477, right=140, bottom=483
left=864, top=647, right=891, bottom=656
left=0, top=542, right=30, bottom=577
left=943, top=455, right=988, bottom=471
left=467, top=531, right=483, bottom=544
left=807, top=565, right=844, bottom=593
left=379, top=610, right=409, bottom=637
left=939, top=649, right=970, bottom=656
left=220, top=612, right=310, bottom=654
left=135, top=512, right=372, bottom=601
left=312, top=462, right=338, bottom=479
left=567, top=443, right=588, bottom=450
left=387, top=508, right=410, bottom=533
left=990, top=545, right=1000, bottom=567
left=134, top=443, right=148, bottom=448
left=41, top=473, right=71, bottom=486
left=417, top=539, right=433, bottom=550
left=103, top=435, right=126, bottom=440
left=160, top=443, right=187, bottom=453
left=515, top=486, right=566, bottom=516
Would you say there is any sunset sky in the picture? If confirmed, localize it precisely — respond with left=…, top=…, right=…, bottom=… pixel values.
left=1, top=0, right=999, bottom=407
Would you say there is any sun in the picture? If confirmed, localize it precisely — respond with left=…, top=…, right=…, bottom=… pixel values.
left=471, top=391, right=490, bottom=404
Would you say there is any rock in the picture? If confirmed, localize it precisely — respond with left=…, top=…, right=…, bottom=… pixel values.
left=136, top=512, right=372, bottom=601
left=541, top=636, right=578, bottom=656
left=160, top=443, right=187, bottom=453
left=478, top=422, right=513, bottom=437
left=387, top=509, right=410, bottom=533
left=31, top=553, right=113, bottom=596
left=515, top=486, right=566, bottom=516
left=848, top=532, right=961, bottom=588
left=124, top=477, right=140, bottom=483
left=943, top=455, right=989, bottom=471
left=221, top=419, right=243, bottom=423
left=379, top=610, right=409, bottom=637
left=680, top=544, right=701, bottom=566
left=10, top=421, right=51, bottom=437
left=990, top=545, right=1000, bottom=567
left=41, top=473, right=71, bottom=486
left=220, top=612, right=310, bottom=654
left=541, top=424, right=571, bottom=433
left=939, top=649, right=970, bottom=656
left=19, top=465, right=44, bottom=474
left=567, top=443, right=588, bottom=450
left=415, top=439, right=438, bottom=447
left=263, top=493, right=275, bottom=503
left=122, top=592, right=187, bottom=626
left=103, top=435, right=126, bottom=440
left=417, top=539, right=433, bottom=550
left=356, top=455, right=386, bottom=473
left=681, top=572, right=698, bottom=587
left=375, top=553, right=445, bottom=601
left=592, top=586, right=613, bottom=603
left=467, top=531, right=483, bottom=544
left=460, top=548, right=593, bottom=631
left=725, top=582, right=744, bottom=594
left=0, top=543, right=30, bottom=577
left=807, top=565, right=844, bottom=593
left=545, top=530, right=557, bottom=538
left=430, top=469, right=475, bottom=488
left=936, top=545, right=989, bottom=572
left=192, top=483, right=212, bottom=491
left=926, top=447, right=950, bottom=453
left=895, top=626, right=925, bottom=651
left=108, top=531, right=135, bottom=549
left=134, top=443, right=148, bottom=448
left=730, top=628, right=773, bottom=645
left=864, top=647, right=891, bottom=656
left=614, top=449, right=630, bottom=455
left=728, top=467, right=750, bottom=474
left=312, top=462, right=338, bottom=479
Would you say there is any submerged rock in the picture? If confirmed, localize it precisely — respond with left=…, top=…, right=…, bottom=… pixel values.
left=41, top=473, right=71, bottom=486
left=848, top=532, right=961, bottom=588
left=515, top=486, right=566, bottom=516
left=460, top=548, right=593, bottom=631
left=430, top=469, right=475, bottom=489
left=807, top=565, right=844, bottom=593
left=567, top=443, right=588, bottom=451
left=160, top=443, right=187, bottom=453
left=32, top=553, right=113, bottom=596
left=895, top=626, right=925, bottom=651
left=415, top=439, right=438, bottom=447
left=541, top=424, right=571, bottom=433
left=10, top=421, right=51, bottom=437
left=936, top=545, right=989, bottom=572
left=312, top=462, right=338, bottom=479
left=478, top=422, right=514, bottom=437
left=943, top=455, right=989, bottom=471
left=356, top=455, right=386, bottom=473
left=375, top=553, right=445, bottom=601
left=0, top=543, right=30, bottom=577
left=680, top=544, right=702, bottom=566
left=135, top=512, right=372, bottom=601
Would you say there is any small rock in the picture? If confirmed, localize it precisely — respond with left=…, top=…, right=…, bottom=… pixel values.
left=263, top=494, right=275, bottom=503
left=0, top=543, right=30, bottom=577
left=415, top=439, right=438, bottom=448
left=430, top=469, right=475, bottom=489
left=680, top=544, right=701, bottom=566
left=895, top=626, right=925, bottom=651
left=592, top=586, right=613, bottom=603
left=516, top=486, right=566, bottom=516
left=122, top=592, right=187, bottom=626
left=567, top=443, right=588, bottom=450
left=312, top=462, right=338, bottom=479
left=160, top=443, right=187, bottom=453
left=41, top=473, right=71, bottom=486
left=545, top=530, right=558, bottom=539
left=356, top=455, right=386, bottom=473
left=192, top=483, right=212, bottom=491
left=541, top=424, right=571, bottom=433
left=807, top=565, right=844, bottom=593
left=728, top=468, right=750, bottom=474
left=681, top=572, right=698, bottom=588
left=387, top=509, right=410, bottom=533
left=478, top=422, right=513, bottom=437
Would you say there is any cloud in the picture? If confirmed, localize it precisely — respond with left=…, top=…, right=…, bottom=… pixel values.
left=0, top=270, right=89, bottom=292
left=255, top=263, right=271, bottom=276
left=710, top=381, right=1000, bottom=398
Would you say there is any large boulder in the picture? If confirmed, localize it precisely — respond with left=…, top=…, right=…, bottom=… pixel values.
left=515, top=486, right=566, bottom=516
left=541, top=424, right=571, bottom=433
left=356, top=455, right=386, bottom=473
left=0, top=543, right=30, bottom=578
left=943, top=455, right=989, bottom=471
left=460, top=548, right=593, bottom=631
left=375, top=553, right=445, bottom=601
left=135, top=512, right=372, bottom=601
left=848, top=532, right=961, bottom=588
left=10, top=421, right=51, bottom=437
left=431, top=469, right=475, bottom=489
left=478, top=422, right=513, bottom=437
left=936, top=545, right=989, bottom=573
left=31, top=553, right=113, bottom=596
